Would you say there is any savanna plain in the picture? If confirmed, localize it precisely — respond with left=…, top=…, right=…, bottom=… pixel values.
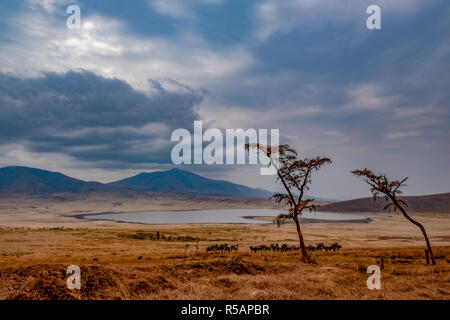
left=0, top=196, right=448, bottom=300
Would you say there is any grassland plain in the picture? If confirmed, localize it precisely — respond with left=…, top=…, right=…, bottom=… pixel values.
left=0, top=211, right=448, bottom=300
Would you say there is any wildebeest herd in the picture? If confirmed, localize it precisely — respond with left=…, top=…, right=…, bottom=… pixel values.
left=250, top=244, right=300, bottom=253
left=206, top=243, right=239, bottom=253
left=205, top=242, right=342, bottom=253
left=307, top=242, right=342, bottom=252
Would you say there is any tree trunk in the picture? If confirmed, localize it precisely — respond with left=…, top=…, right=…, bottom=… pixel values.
left=394, top=200, right=436, bottom=265
left=293, top=214, right=308, bottom=261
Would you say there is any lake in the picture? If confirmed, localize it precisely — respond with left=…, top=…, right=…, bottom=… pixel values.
left=82, top=209, right=377, bottom=225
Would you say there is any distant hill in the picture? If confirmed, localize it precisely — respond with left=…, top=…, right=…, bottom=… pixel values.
left=0, top=166, right=273, bottom=199
left=318, top=192, right=450, bottom=213
left=108, top=168, right=273, bottom=198
left=0, top=166, right=118, bottom=195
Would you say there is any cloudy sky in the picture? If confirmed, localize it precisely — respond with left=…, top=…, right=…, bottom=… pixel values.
left=0, top=0, right=449, bottom=200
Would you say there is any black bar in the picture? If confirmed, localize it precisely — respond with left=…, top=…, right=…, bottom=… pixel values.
left=1, top=300, right=448, bottom=319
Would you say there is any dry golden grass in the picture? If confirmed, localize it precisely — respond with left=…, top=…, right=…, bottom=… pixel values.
left=0, top=226, right=448, bottom=300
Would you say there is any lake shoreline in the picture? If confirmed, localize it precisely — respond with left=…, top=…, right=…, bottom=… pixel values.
left=73, top=209, right=379, bottom=226
left=242, top=215, right=375, bottom=224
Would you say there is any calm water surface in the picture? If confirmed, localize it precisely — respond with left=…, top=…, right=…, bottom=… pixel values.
left=83, top=209, right=377, bottom=225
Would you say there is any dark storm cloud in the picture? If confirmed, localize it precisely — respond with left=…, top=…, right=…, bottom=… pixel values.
left=0, top=70, right=202, bottom=166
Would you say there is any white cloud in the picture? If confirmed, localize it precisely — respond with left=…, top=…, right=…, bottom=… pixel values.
left=198, top=100, right=322, bottom=130
left=0, top=10, right=254, bottom=91
left=342, top=84, right=400, bottom=111
left=254, top=0, right=433, bottom=40
left=148, top=0, right=224, bottom=19
left=150, top=0, right=191, bottom=18
left=0, top=143, right=78, bottom=172
left=386, top=131, right=420, bottom=140
left=26, top=0, right=73, bottom=13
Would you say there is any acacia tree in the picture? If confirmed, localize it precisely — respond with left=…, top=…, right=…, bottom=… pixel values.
left=352, top=168, right=436, bottom=265
left=245, top=143, right=331, bottom=261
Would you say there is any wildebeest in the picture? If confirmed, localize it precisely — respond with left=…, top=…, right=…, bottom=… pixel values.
left=330, top=242, right=342, bottom=251
left=249, top=243, right=300, bottom=253
left=206, top=243, right=239, bottom=254
left=316, top=243, right=325, bottom=250
left=247, top=242, right=342, bottom=254
left=249, top=245, right=269, bottom=253
left=306, top=242, right=342, bottom=252
left=271, top=244, right=280, bottom=251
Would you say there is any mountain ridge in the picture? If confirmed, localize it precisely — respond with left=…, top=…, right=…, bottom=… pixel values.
left=0, top=166, right=273, bottom=199
left=318, top=192, right=450, bottom=213
left=108, top=168, right=273, bottom=198
left=0, top=166, right=118, bottom=194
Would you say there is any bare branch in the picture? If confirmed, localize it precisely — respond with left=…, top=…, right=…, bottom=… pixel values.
left=352, top=168, right=436, bottom=265
left=245, top=143, right=331, bottom=261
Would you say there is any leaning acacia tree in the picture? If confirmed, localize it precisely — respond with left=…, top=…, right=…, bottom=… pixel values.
left=245, top=143, right=331, bottom=262
left=352, top=169, right=436, bottom=265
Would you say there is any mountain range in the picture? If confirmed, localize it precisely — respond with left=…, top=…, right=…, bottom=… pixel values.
left=0, top=166, right=272, bottom=198
left=108, top=168, right=272, bottom=198
left=2, top=166, right=448, bottom=213
left=0, top=166, right=117, bottom=194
